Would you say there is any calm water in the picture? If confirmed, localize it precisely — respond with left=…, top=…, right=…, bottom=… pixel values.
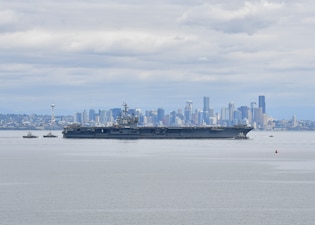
left=1, top=130, right=315, bottom=225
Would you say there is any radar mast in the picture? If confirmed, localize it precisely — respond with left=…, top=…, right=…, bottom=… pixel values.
left=43, top=104, right=58, bottom=138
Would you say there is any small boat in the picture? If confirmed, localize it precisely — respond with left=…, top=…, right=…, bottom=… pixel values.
left=234, top=132, right=249, bottom=139
left=43, top=131, right=58, bottom=138
left=23, top=132, right=38, bottom=138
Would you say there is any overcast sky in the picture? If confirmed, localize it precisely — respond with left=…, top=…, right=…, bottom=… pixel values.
left=1, top=0, right=315, bottom=120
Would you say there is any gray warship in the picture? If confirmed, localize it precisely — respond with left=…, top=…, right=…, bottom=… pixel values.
left=62, top=103, right=253, bottom=139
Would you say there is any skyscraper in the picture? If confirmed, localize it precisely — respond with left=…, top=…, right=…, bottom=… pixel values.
left=259, top=95, right=266, bottom=114
left=89, top=109, right=95, bottom=121
left=184, top=100, right=193, bottom=124
left=157, top=108, right=165, bottom=123
left=203, top=96, right=210, bottom=124
left=254, top=107, right=263, bottom=127
left=238, top=106, right=250, bottom=119
left=74, top=112, right=82, bottom=124
left=203, top=96, right=210, bottom=112
left=228, top=102, right=235, bottom=122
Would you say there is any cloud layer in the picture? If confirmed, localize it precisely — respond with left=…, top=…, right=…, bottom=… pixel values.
left=1, top=0, right=315, bottom=119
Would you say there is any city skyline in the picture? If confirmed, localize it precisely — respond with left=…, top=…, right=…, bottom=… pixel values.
left=1, top=1, right=315, bottom=120
left=0, top=95, right=311, bottom=122
left=2, top=94, right=315, bottom=131
left=43, top=95, right=307, bottom=127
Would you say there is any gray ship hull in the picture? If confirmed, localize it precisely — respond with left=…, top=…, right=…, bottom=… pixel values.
left=62, top=126, right=253, bottom=139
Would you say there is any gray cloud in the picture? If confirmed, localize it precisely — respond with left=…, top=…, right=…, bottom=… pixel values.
left=177, top=1, right=285, bottom=34
left=0, top=0, right=315, bottom=119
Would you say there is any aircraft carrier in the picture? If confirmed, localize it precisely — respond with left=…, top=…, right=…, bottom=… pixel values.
left=62, top=103, right=253, bottom=139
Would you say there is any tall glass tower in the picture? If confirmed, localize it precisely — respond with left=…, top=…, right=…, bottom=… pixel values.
left=228, top=102, right=235, bottom=122
left=185, top=100, right=193, bottom=124
left=203, top=96, right=210, bottom=112
left=203, top=96, right=210, bottom=124
left=258, top=95, right=266, bottom=114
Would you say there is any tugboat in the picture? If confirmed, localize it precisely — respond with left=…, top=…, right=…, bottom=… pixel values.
left=63, top=103, right=253, bottom=139
left=234, top=132, right=249, bottom=139
left=23, top=132, right=38, bottom=138
left=43, top=131, right=58, bottom=138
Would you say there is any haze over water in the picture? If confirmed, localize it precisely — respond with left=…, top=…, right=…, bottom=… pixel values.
left=1, top=131, right=315, bottom=225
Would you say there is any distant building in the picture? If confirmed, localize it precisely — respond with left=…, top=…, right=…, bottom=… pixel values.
left=99, top=110, right=106, bottom=124
left=228, top=102, right=235, bottom=124
left=111, top=108, right=121, bottom=120
left=198, top=110, right=204, bottom=125
left=170, top=111, right=176, bottom=126
left=163, top=114, right=170, bottom=126
left=89, top=109, right=95, bottom=122
left=203, top=96, right=210, bottom=124
left=220, top=107, right=228, bottom=125
left=184, top=100, right=193, bottom=124
left=157, top=108, right=165, bottom=124
left=238, top=106, right=250, bottom=120
left=292, top=115, right=297, bottom=127
left=233, top=110, right=242, bottom=124
left=82, top=110, right=88, bottom=125
left=259, top=95, right=266, bottom=114
left=253, top=107, right=263, bottom=128
left=74, top=112, right=82, bottom=124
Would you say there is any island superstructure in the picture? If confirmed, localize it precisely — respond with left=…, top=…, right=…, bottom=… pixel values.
left=62, top=103, right=253, bottom=139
